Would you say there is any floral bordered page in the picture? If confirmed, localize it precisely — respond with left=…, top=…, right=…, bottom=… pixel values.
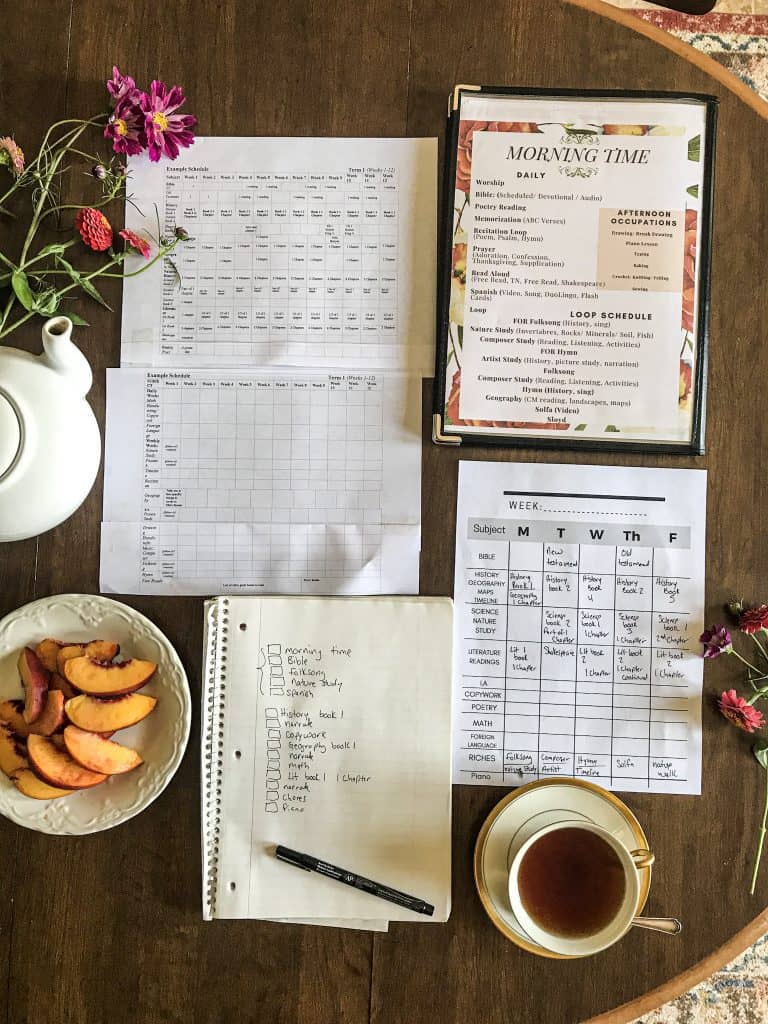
left=445, top=118, right=702, bottom=439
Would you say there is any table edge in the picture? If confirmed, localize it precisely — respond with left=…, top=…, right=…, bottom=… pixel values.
left=564, top=0, right=768, bottom=122
left=559, top=3, right=768, bottom=1019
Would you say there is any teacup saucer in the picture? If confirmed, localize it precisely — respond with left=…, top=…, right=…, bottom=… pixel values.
left=474, top=778, right=652, bottom=959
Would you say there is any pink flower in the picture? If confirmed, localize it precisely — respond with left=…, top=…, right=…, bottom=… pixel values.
left=718, top=690, right=765, bottom=733
left=700, top=624, right=732, bottom=659
left=75, top=208, right=113, bottom=252
left=740, top=605, right=768, bottom=635
left=140, top=80, right=196, bottom=161
left=0, top=136, right=24, bottom=176
left=106, top=66, right=137, bottom=106
left=104, top=66, right=146, bottom=156
left=119, top=229, right=151, bottom=259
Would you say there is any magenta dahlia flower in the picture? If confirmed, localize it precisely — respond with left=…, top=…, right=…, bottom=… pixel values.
left=140, top=80, right=196, bottom=161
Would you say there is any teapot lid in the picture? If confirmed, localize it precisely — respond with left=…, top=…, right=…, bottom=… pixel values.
left=0, top=392, right=21, bottom=480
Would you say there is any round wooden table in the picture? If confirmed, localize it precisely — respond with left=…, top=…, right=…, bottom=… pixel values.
left=2, top=2, right=768, bottom=1022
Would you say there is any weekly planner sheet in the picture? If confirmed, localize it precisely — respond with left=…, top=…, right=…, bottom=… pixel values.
left=453, top=462, right=706, bottom=794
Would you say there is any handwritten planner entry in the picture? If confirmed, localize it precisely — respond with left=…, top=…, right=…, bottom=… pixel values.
left=207, top=596, right=453, bottom=922
left=453, top=462, right=706, bottom=794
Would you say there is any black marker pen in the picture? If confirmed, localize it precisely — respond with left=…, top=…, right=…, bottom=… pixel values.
left=274, top=845, right=435, bottom=916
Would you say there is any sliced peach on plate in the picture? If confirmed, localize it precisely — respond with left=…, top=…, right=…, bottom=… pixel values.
left=55, top=644, right=86, bottom=677
left=63, top=657, right=156, bottom=696
left=18, top=646, right=50, bottom=723
left=35, top=638, right=64, bottom=674
left=12, top=768, right=71, bottom=800
left=63, top=726, right=142, bottom=775
left=49, top=671, right=78, bottom=700
left=0, top=692, right=65, bottom=738
left=27, top=735, right=106, bottom=789
left=64, top=692, right=157, bottom=733
left=0, top=723, right=28, bottom=777
left=85, top=639, right=120, bottom=662
left=0, top=699, right=28, bottom=736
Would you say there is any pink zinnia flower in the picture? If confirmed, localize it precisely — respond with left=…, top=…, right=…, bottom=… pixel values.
left=718, top=690, right=765, bottom=733
left=0, top=136, right=24, bottom=176
left=740, top=605, right=768, bottom=635
left=75, top=208, right=113, bottom=252
left=700, top=624, right=732, bottom=659
left=119, top=229, right=151, bottom=259
left=140, top=80, right=196, bottom=161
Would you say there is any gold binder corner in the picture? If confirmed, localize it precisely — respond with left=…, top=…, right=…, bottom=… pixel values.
left=450, top=84, right=481, bottom=116
left=433, top=414, right=461, bottom=446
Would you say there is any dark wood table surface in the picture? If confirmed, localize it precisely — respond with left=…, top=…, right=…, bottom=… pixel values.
left=2, top=1, right=768, bottom=1022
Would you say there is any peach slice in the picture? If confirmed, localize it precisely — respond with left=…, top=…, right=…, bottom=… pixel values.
left=12, top=768, right=71, bottom=800
left=64, top=692, right=157, bottom=733
left=56, top=644, right=86, bottom=677
left=35, top=638, right=64, bottom=674
left=85, top=639, right=120, bottom=662
left=63, top=726, right=142, bottom=775
left=27, top=735, right=106, bottom=789
left=49, top=672, right=78, bottom=701
left=0, top=723, right=28, bottom=777
left=0, top=692, right=65, bottom=738
left=18, top=647, right=50, bottom=723
left=63, top=657, right=156, bottom=696
left=0, top=699, right=28, bottom=736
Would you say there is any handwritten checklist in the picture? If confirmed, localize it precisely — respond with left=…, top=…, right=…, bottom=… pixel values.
left=453, top=462, right=706, bottom=794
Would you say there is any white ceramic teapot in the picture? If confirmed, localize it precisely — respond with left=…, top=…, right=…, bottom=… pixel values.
left=0, top=316, right=101, bottom=542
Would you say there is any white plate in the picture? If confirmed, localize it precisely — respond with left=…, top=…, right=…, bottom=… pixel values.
left=474, top=779, right=652, bottom=958
left=0, top=594, right=190, bottom=835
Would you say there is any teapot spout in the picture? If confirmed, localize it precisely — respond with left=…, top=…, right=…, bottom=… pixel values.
left=41, top=316, right=93, bottom=396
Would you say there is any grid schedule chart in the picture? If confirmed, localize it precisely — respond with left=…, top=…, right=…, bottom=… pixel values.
left=453, top=462, right=706, bottom=794
left=120, top=137, right=437, bottom=374
left=101, top=369, right=421, bottom=595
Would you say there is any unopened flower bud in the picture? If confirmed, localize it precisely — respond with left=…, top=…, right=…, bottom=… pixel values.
left=175, top=226, right=189, bottom=240
left=726, top=599, right=745, bottom=619
left=92, top=164, right=108, bottom=181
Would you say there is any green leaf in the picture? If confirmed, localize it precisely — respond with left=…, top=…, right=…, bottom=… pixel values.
left=574, top=424, right=587, bottom=431
left=55, top=256, right=113, bottom=311
left=754, top=741, right=768, bottom=771
left=79, top=276, right=112, bottom=310
left=688, top=135, right=701, bottom=162
left=11, top=270, right=36, bottom=311
left=604, top=425, right=620, bottom=433
left=35, top=239, right=77, bottom=259
left=687, top=185, right=699, bottom=198
left=457, top=325, right=463, bottom=350
left=35, top=289, right=59, bottom=315
left=63, top=311, right=90, bottom=327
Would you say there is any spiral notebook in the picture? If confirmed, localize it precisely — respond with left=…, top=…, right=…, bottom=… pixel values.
left=201, top=595, right=453, bottom=927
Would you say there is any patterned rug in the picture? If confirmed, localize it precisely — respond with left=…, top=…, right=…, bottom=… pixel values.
left=599, top=3, right=768, bottom=1022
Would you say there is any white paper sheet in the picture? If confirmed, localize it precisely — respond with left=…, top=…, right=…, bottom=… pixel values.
left=121, top=137, right=437, bottom=374
left=453, top=462, right=705, bottom=794
left=204, top=596, right=453, bottom=923
left=100, top=370, right=421, bottom=596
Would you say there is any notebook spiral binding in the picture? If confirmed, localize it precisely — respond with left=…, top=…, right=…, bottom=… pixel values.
left=202, top=597, right=229, bottom=920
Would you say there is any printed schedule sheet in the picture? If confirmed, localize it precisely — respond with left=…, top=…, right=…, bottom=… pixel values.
left=453, top=462, right=706, bottom=794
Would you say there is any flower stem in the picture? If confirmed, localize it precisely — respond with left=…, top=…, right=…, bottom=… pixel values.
left=750, top=770, right=768, bottom=895
left=732, top=649, right=763, bottom=675
left=750, top=633, right=768, bottom=667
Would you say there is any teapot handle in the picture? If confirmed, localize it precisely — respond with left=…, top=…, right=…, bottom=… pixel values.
left=41, top=317, right=93, bottom=396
